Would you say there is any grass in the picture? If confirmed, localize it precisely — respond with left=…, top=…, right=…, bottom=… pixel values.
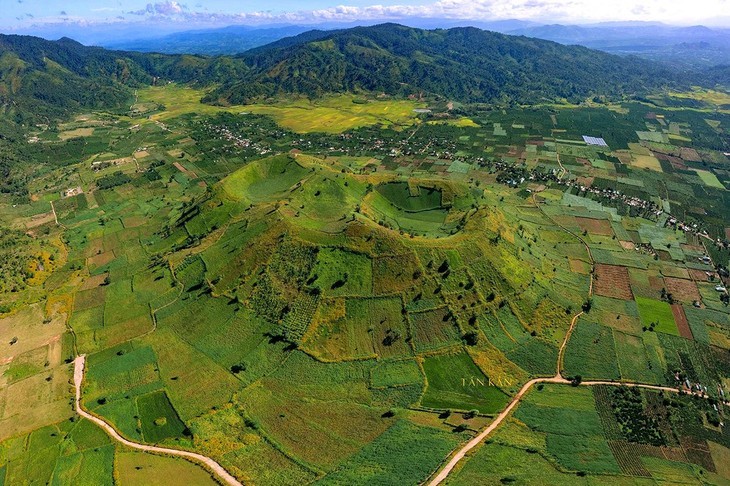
left=410, top=308, right=463, bottom=353
left=635, top=297, right=679, bottom=335
left=137, top=390, right=187, bottom=443
left=376, top=182, right=443, bottom=212
left=421, top=351, right=510, bottom=414
left=613, top=330, right=662, bottom=384
left=447, top=442, right=588, bottom=485
left=317, top=420, right=465, bottom=486
left=371, top=359, right=423, bottom=388
left=362, top=188, right=453, bottom=236
left=52, top=444, right=116, bottom=486
left=695, top=169, right=725, bottom=189
left=243, top=95, right=425, bottom=133
left=220, top=154, right=309, bottom=203
left=116, top=452, right=217, bottom=486
left=515, top=385, right=622, bottom=474
left=563, top=318, right=621, bottom=380
left=311, top=248, right=373, bottom=296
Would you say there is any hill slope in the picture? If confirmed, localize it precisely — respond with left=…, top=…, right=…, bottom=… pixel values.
left=0, top=34, right=248, bottom=123
left=0, top=23, right=712, bottom=124
left=207, top=23, right=685, bottom=105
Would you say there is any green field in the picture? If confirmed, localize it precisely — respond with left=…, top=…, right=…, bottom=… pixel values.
left=137, top=391, right=188, bottom=443
left=635, top=296, right=679, bottom=335
left=2, top=48, right=730, bottom=486
left=221, top=154, right=309, bottom=203
left=421, top=352, right=510, bottom=413
left=318, top=420, right=464, bottom=486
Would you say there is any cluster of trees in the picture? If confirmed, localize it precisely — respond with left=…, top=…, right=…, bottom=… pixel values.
left=96, top=171, right=132, bottom=190
left=0, top=227, right=36, bottom=295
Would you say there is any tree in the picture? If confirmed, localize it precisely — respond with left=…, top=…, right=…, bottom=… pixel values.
left=571, top=375, right=582, bottom=387
left=582, top=298, right=593, bottom=312
left=463, top=409, right=479, bottom=419
left=463, top=331, right=479, bottom=346
left=382, top=329, right=401, bottom=346
left=230, top=363, right=246, bottom=374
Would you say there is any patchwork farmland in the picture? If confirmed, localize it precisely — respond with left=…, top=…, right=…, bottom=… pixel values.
left=1, top=80, right=730, bottom=486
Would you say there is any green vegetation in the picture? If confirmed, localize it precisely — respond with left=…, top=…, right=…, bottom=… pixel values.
left=137, top=391, right=188, bottom=443
left=421, top=352, right=510, bottom=414
left=207, top=24, right=689, bottom=106
left=319, top=420, right=465, bottom=486
left=1, top=26, right=729, bottom=486
left=635, top=297, right=679, bottom=335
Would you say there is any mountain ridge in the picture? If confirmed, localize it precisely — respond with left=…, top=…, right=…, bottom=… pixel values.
left=208, top=23, right=687, bottom=105
left=0, top=23, right=721, bottom=124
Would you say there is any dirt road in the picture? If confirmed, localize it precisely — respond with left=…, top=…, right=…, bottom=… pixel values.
left=73, top=356, right=242, bottom=486
left=427, top=195, right=716, bottom=485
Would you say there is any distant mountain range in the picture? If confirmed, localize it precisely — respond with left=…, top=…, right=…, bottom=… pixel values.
left=103, top=25, right=314, bottom=56
left=0, top=23, right=719, bottom=125
left=97, top=20, right=730, bottom=68
left=506, top=23, right=730, bottom=68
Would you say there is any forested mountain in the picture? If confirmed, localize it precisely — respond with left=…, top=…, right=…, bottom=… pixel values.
left=0, top=23, right=719, bottom=124
left=208, top=23, right=688, bottom=105
left=0, top=34, right=248, bottom=123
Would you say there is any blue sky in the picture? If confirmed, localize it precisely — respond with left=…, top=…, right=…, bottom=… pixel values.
left=3, top=0, right=730, bottom=31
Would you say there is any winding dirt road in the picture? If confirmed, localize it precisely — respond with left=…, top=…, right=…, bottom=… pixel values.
left=73, top=356, right=242, bottom=486
left=427, top=195, right=719, bottom=485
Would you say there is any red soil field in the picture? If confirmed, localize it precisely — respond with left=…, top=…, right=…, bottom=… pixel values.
left=575, top=217, right=614, bottom=236
left=594, top=264, right=633, bottom=300
left=664, top=277, right=702, bottom=304
left=671, top=304, right=693, bottom=340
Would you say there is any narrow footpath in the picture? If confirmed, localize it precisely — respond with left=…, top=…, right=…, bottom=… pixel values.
left=73, top=356, right=243, bottom=486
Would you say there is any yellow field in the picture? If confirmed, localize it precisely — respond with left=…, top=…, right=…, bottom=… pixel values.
left=631, top=154, right=662, bottom=171
left=136, top=85, right=231, bottom=121
left=244, top=95, right=425, bottom=133
left=136, top=85, right=425, bottom=133
left=667, top=88, right=730, bottom=107
left=117, top=452, right=218, bottom=486
left=58, top=128, right=94, bottom=141
left=667, top=134, right=692, bottom=142
left=627, top=143, right=652, bottom=155
left=427, top=118, right=480, bottom=128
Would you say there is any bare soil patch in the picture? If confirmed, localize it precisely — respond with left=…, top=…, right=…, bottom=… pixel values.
left=671, top=304, right=693, bottom=340
left=619, top=240, right=636, bottom=250
left=689, top=269, right=715, bottom=282
left=80, top=273, right=109, bottom=291
left=569, top=258, right=591, bottom=275
left=595, top=264, right=633, bottom=300
left=664, top=277, right=702, bottom=304
left=88, top=250, right=115, bottom=267
left=576, top=217, right=614, bottom=237
left=173, top=162, right=199, bottom=179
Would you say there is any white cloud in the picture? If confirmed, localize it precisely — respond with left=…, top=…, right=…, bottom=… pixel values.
left=129, top=1, right=188, bottom=16
left=9, top=0, right=730, bottom=30
left=290, top=0, right=730, bottom=24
